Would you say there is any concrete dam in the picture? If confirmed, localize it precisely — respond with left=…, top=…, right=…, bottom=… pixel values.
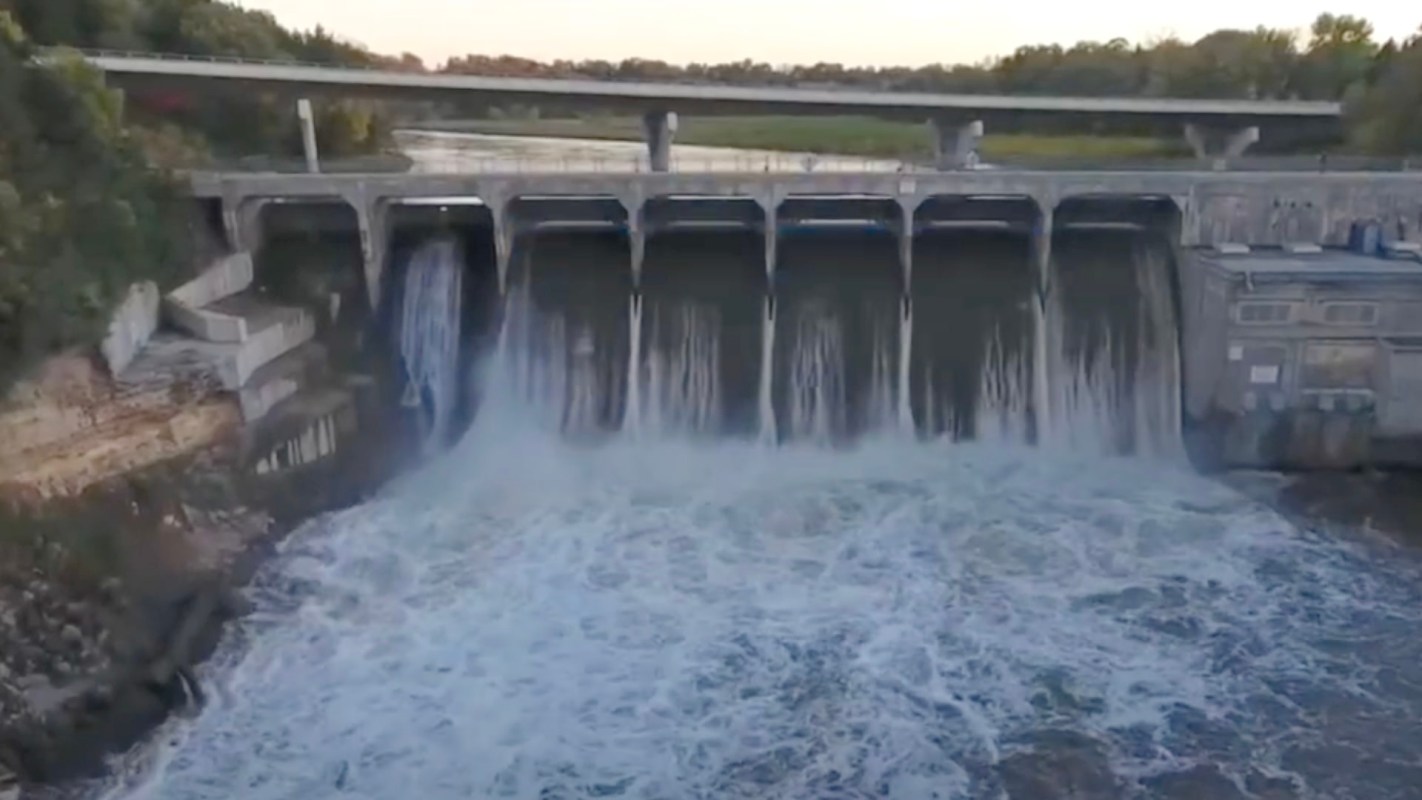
left=204, top=170, right=1422, bottom=468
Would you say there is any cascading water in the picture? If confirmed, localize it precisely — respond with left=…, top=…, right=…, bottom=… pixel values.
left=398, top=237, right=464, bottom=452
left=106, top=228, right=1422, bottom=800
left=783, top=303, right=849, bottom=444
left=632, top=301, right=724, bottom=437
left=1048, top=227, right=1183, bottom=457
left=910, top=229, right=1037, bottom=443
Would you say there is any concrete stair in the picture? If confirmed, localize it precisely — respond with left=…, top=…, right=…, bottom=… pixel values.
left=114, top=253, right=321, bottom=422
left=238, top=342, right=328, bottom=422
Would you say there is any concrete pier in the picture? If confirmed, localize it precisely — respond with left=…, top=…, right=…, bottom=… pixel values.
left=642, top=111, right=677, bottom=173
left=297, top=99, right=320, bottom=174
left=1184, top=123, right=1261, bottom=171
left=930, top=118, right=984, bottom=170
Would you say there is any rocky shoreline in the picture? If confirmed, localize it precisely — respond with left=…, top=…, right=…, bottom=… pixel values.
left=0, top=387, right=407, bottom=791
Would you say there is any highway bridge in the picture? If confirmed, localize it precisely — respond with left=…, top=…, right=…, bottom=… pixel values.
left=70, top=49, right=1344, bottom=172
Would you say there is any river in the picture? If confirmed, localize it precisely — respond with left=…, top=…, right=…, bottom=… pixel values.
left=97, top=134, right=1422, bottom=800
left=392, top=129, right=916, bottom=173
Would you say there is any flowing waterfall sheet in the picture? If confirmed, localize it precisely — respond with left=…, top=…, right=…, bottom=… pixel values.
left=1047, top=230, right=1183, bottom=457
left=496, top=286, right=614, bottom=435
left=398, top=237, right=463, bottom=452
left=633, top=302, right=724, bottom=437
left=909, top=231, right=1036, bottom=443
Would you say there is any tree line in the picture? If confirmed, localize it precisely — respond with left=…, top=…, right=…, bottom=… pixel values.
left=1, top=11, right=190, bottom=390
left=0, top=0, right=399, bottom=391
left=0, top=0, right=394, bottom=163
left=435, top=14, right=1420, bottom=153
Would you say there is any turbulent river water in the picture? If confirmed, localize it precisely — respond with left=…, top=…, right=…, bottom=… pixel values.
left=106, top=424, right=1422, bottom=799
left=100, top=135, right=1422, bottom=799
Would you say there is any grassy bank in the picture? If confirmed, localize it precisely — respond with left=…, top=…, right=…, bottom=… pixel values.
left=416, top=115, right=1185, bottom=162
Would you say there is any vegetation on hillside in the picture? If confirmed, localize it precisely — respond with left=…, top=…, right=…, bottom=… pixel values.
left=0, top=13, right=190, bottom=391
left=0, top=0, right=395, bottom=392
left=0, top=0, right=395, bottom=163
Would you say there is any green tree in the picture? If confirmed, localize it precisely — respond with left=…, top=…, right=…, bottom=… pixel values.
left=0, top=11, right=190, bottom=390
left=1297, top=13, right=1378, bottom=99
left=1347, top=29, right=1422, bottom=154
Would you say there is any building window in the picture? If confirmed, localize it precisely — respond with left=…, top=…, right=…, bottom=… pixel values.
left=1235, top=302, right=1295, bottom=325
left=1301, top=342, right=1376, bottom=390
left=1320, top=302, right=1378, bottom=326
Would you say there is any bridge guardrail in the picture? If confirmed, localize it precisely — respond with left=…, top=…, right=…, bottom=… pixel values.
left=51, top=47, right=397, bottom=72
left=202, top=153, right=1420, bottom=176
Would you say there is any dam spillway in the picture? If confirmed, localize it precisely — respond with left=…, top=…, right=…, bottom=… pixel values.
left=399, top=203, right=1186, bottom=457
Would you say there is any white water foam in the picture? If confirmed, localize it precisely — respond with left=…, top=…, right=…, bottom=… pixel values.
left=398, top=238, right=464, bottom=452
left=105, top=413, right=1422, bottom=799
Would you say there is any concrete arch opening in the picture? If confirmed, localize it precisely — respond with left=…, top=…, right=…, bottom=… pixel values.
left=503, top=196, right=633, bottom=437
left=634, top=197, right=768, bottom=438
left=252, top=199, right=365, bottom=353
left=1049, top=196, right=1184, bottom=455
left=910, top=195, right=1040, bottom=441
left=772, top=196, right=904, bottom=444
left=382, top=199, right=500, bottom=446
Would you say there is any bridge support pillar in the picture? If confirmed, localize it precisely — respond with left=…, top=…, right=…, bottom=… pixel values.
left=297, top=99, right=321, bottom=174
left=1184, top=123, right=1259, bottom=171
left=930, top=118, right=983, bottom=170
left=642, top=111, right=677, bottom=172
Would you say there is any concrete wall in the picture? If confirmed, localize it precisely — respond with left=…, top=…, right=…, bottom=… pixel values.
left=193, top=171, right=1422, bottom=313
left=168, top=252, right=253, bottom=308
left=164, top=253, right=255, bottom=343
left=101, top=282, right=161, bottom=377
left=219, top=308, right=315, bottom=390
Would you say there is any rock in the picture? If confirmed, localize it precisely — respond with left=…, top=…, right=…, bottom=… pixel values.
left=217, top=587, right=253, bottom=619
left=997, top=731, right=1122, bottom=800
left=1143, top=765, right=1247, bottom=799
left=60, top=625, right=82, bottom=646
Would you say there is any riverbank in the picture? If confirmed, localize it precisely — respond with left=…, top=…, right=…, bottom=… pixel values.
left=0, top=349, right=401, bottom=786
left=415, top=116, right=1185, bottom=163
left=0, top=247, right=413, bottom=789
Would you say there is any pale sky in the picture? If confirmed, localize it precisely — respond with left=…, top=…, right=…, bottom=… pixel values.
left=235, top=1, right=1420, bottom=68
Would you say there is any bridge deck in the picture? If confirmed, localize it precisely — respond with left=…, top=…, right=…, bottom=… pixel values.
left=81, top=51, right=1341, bottom=125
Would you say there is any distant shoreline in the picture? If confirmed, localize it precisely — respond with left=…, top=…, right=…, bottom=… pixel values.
left=404, top=116, right=1183, bottom=163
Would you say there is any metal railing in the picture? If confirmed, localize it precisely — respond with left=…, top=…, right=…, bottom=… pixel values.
left=203, top=152, right=1422, bottom=176
left=53, top=47, right=400, bottom=73
left=206, top=154, right=940, bottom=175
